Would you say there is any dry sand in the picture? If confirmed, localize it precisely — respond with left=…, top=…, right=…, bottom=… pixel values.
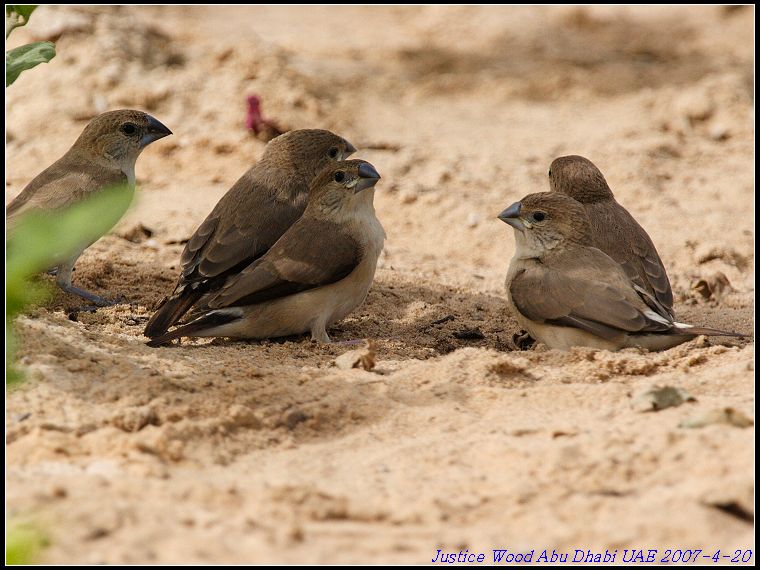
left=5, top=5, right=755, bottom=564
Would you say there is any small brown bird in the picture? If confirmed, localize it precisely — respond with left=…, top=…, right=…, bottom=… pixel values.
left=548, top=155, right=674, bottom=317
left=499, top=192, right=744, bottom=351
left=6, top=109, right=172, bottom=306
left=144, top=129, right=357, bottom=339
left=146, top=160, right=384, bottom=347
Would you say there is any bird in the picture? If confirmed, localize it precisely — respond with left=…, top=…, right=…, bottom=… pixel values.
left=498, top=192, right=744, bottom=351
left=143, top=128, right=357, bottom=339
left=6, top=109, right=172, bottom=306
left=548, top=155, right=675, bottom=317
left=145, top=159, right=385, bottom=347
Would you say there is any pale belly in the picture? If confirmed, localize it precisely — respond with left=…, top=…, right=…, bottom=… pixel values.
left=210, top=232, right=383, bottom=341
left=505, top=267, right=622, bottom=352
left=230, top=258, right=378, bottom=339
left=506, top=287, right=688, bottom=352
left=201, top=200, right=385, bottom=341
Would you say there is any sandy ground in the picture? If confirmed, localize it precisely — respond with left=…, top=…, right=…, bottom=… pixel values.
left=5, top=5, right=755, bottom=564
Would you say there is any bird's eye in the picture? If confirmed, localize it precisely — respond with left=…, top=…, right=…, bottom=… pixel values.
left=121, top=123, right=137, bottom=135
left=328, top=147, right=339, bottom=159
left=532, top=211, right=546, bottom=222
left=548, top=169, right=552, bottom=177
left=334, top=171, right=345, bottom=183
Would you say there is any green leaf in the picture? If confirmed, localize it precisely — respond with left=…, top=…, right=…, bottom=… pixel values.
left=7, top=183, right=134, bottom=284
left=6, top=5, right=38, bottom=21
left=5, top=5, right=38, bottom=39
left=5, top=521, right=47, bottom=564
left=6, top=326, right=24, bottom=386
left=6, top=41, right=55, bottom=86
left=6, top=183, right=134, bottom=384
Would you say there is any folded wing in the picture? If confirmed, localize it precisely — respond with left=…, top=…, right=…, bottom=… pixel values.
left=510, top=251, right=674, bottom=341
left=205, top=217, right=362, bottom=309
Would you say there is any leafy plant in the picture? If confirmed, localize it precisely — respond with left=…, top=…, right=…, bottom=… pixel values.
left=6, top=5, right=55, bottom=86
left=6, top=184, right=134, bottom=384
left=5, top=5, right=37, bottom=36
left=4, top=6, right=121, bottom=564
left=5, top=521, right=48, bottom=565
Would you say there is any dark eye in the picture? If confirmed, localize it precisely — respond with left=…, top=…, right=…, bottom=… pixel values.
left=328, top=147, right=339, bottom=159
left=334, top=171, right=345, bottom=183
left=548, top=169, right=552, bottom=177
left=532, top=211, right=546, bottom=222
left=121, top=123, right=137, bottom=135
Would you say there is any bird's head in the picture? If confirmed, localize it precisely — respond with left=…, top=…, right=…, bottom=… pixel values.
left=498, top=192, right=592, bottom=257
left=548, top=155, right=614, bottom=203
left=308, top=159, right=381, bottom=215
left=262, top=129, right=357, bottom=179
left=76, top=109, right=172, bottom=171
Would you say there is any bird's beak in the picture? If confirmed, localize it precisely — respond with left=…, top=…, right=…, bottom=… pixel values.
left=355, top=162, right=381, bottom=192
left=140, top=115, right=173, bottom=147
left=344, top=139, right=357, bottom=159
left=497, top=201, right=526, bottom=231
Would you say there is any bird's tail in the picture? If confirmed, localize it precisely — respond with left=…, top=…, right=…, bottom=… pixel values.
left=674, top=322, right=748, bottom=338
left=144, top=286, right=207, bottom=339
left=145, top=309, right=242, bottom=347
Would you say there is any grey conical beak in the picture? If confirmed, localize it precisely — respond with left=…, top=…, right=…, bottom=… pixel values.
left=140, top=115, right=173, bottom=147
left=355, top=162, right=381, bottom=192
left=498, top=201, right=525, bottom=231
left=344, top=139, right=357, bottom=158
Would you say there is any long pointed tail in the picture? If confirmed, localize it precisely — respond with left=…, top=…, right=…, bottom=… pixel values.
left=144, top=286, right=206, bottom=339
left=145, top=310, right=241, bottom=347
left=675, top=323, right=748, bottom=338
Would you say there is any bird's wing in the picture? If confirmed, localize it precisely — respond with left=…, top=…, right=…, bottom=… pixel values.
left=147, top=172, right=306, bottom=337
left=510, top=250, right=673, bottom=341
left=626, top=226, right=674, bottom=314
left=178, top=173, right=306, bottom=283
left=7, top=162, right=127, bottom=221
left=591, top=202, right=674, bottom=316
left=207, top=217, right=362, bottom=308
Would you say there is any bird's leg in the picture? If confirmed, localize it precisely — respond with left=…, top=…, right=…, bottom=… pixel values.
left=55, top=262, right=121, bottom=308
left=58, top=284, right=121, bottom=307
left=310, top=323, right=332, bottom=343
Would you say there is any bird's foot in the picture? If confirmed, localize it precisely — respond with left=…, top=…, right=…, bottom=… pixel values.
left=310, top=329, right=332, bottom=343
left=59, top=284, right=124, bottom=307
left=512, top=330, right=536, bottom=351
